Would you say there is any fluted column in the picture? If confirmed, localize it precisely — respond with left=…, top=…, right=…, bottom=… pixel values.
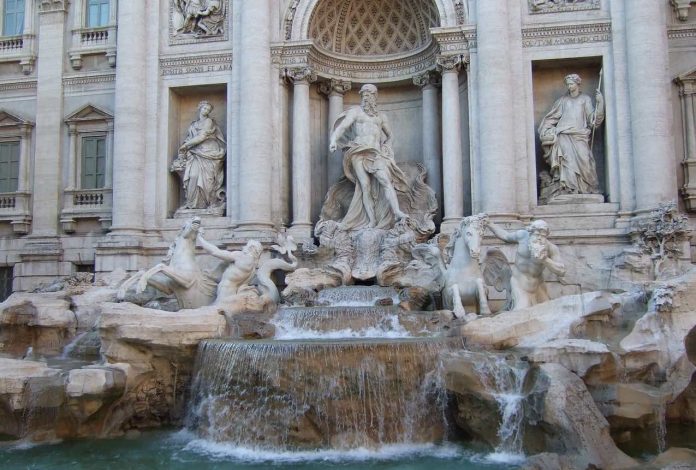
left=319, top=79, right=351, bottom=186
left=110, top=0, right=147, bottom=233
left=287, top=67, right=317, bottom=239
left=625, top=0, right=678, bottom=212
left=438, top=56, right=465, bottom=229
left=413, top=71, right=442, bottom=217
left=236, top=0, right=274, bottom=233
left=476, top=0, right=516, bottom=216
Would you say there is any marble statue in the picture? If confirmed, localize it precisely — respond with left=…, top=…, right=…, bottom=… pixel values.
left=198, top=232, right=298, bottom=311
left=538, top=73, right=604, bottom=202
left=487, top=219, right=566, bottom=310
left=442, top=215, right=492, bottom=318
left=117, top=217, right=217, bottom=309
left=170, top=101, right=226, bottom=214
left=173, top=0, right=226, bottom=37
left=329, top=84, right=409, bottom=230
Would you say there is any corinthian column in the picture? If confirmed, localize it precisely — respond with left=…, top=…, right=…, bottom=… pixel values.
left=319, top=79, right=351, bottom=186
left=413, top=71, right=442, bottom=216
left=438, top=56, right=465, bottom=230
left=625, top=0, right=678, bottom=212
left=236, top=0, right=275, bottom=234
left=476, top=0, right=516, bottom=216
left=110, top=0, right=147, bottom=234
left=287, top=67, right=317, bottom=239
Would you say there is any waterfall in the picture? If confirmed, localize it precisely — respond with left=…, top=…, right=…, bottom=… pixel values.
left=187, top=338, right=452, bottom=450
left=474, top=355, right=528, bottom=463
left=316, top=286, right=400, bottom=307
left=272, top=306, right=415, bottom=339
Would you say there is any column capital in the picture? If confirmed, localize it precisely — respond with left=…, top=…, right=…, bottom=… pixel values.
left=318, top=79, right=352, bottom=97
left=284, top=66, right=317, bottom=85
left=413, top=70, right=441, bottom=89
left=39, top=0, right=69, bottom=13
left=436, top=54, right=466, bottom=74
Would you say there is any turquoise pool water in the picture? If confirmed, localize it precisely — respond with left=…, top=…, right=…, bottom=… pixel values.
left=0, top=430, right=522, bottom=470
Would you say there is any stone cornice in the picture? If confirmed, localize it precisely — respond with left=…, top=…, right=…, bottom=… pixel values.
left=668, top=24, right=696, bottom=41
left=272, top=39, right=454, bottom=83
left=0, top=80, right=37, bottom=93
left=159, top=53, right=233, bottom=76
left=522, top=20, right=611, bottom=48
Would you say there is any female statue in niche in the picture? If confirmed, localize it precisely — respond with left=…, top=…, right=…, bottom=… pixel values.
left=538, top=73, right=604, bottom=202
left=171, top=100, right=226, bottom=212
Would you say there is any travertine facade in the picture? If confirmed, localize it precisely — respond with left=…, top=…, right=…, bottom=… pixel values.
left=0, top=0, right=693, bottom=292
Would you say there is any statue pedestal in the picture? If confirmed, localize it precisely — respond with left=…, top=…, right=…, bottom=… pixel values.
left=547, top=193, right=605, bottom=205
left=173, top=206, right=225, bottom=218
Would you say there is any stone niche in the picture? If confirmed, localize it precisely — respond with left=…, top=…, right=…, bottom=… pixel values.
left=532, top=57, right=605, bottom=205
left=167, top=84, right=227, bottom=218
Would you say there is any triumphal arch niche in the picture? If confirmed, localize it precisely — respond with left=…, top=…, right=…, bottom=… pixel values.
left=275, top=0, right=474, bottom=242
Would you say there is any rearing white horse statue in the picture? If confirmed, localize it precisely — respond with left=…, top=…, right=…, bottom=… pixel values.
left=442, top=214, right=492, bottom=318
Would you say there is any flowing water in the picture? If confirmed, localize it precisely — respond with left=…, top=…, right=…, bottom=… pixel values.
left=187, top=338, right=453, bottom=450
left=316, top=286, right=400, bottom=306
left=473, top=355, right=528, bottom=465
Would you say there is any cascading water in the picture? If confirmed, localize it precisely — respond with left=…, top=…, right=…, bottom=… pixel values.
left=187, top=338, right=452, bottom=450
left=185, top=283, right=459, bottom=455
left=271, top=306, right=432, bottom=339
left=316, top=286, right=400, bottom=307
left=474, top=355, right=528, bottom=464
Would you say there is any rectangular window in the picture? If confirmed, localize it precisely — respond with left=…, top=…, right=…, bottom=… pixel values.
left=0, top=141, right=19, bottom=193
left=0, top=266, right=13, bottom=302
left=87, top=0, right=109, bottom=28
left=81, top=136, right=106, bottom=189
left=3, top=0, right=24, bottom=36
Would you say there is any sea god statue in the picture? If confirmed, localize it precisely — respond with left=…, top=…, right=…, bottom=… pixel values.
left=329, top=84, right=409, bottom=230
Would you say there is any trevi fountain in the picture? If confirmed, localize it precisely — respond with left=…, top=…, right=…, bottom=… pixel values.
left=0, top=1, right=696, bottom=469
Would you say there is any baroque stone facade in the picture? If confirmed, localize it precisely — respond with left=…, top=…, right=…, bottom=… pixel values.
left=0, top=0, right=692, bottom=293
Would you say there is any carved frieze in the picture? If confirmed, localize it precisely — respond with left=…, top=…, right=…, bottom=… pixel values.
left=169, top=0, right=229, bottom=45
left=522, top=21, right=611, bottom=48
left=528, top=0, right=600, bottom=14
left=159, top=53, right=232, bottom=76
left=39, top=0, right=69, bottom=13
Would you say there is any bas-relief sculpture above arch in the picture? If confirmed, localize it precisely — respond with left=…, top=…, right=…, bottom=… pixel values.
left=285, top=0, right=467, bottom=43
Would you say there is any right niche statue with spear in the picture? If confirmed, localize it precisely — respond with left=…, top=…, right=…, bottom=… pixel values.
left=538, top=71, right=605, bottom=204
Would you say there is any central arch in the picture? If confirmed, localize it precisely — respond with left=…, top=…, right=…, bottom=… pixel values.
left=285, top=0, right=466, bottom=42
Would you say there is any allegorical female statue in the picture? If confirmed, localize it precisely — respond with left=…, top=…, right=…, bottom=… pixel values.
left=538, top=73, right=604, bottom=201
left=170, top=101, right=226, bottom=213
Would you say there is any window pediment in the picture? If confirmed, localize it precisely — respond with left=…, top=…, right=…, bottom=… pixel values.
left=0, top=110, right=32, bottom=129
left=65, top=104, right=113, bottom=124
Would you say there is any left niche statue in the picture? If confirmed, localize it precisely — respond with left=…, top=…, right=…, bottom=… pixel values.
left=170, top=100, right=226, bottom=216
left=172, top=0, right=226, bottom=37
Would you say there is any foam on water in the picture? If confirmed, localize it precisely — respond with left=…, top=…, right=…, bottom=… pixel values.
left=180, top=438, right=464, bottom=464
